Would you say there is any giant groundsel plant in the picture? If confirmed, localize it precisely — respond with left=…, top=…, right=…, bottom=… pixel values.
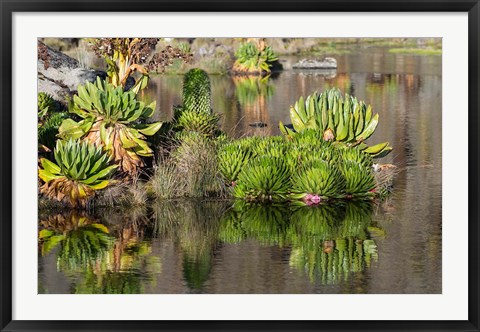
left=38, top=139, right=118, bottom=207
left=279, top=88, right=392, bottom=158
left=173, top=69, right=221, bottom=137
left=58, top=77, right=162, bottom=174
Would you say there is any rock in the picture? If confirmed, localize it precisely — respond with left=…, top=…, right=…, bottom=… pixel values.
left=292, top=57, right=337, bottom=69
left=249, top=122, right=268, bottom=128
left=37, top=40, right=106, bottom=107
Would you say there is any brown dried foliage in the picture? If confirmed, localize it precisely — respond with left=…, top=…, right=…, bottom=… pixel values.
left=39, top=178, right=95, bottom=208
left=148, top=45, right=193, bottom=72
left=38, top=42, right=51, bottom=69
left=84, top=121, right=143, bottom=175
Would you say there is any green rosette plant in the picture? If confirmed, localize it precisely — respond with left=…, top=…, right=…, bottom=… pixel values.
left=339, top=146, right=373, bottom=168
left=38, top=139, right=118, bottom=207
left=234, top=156, right=291, bottom=202
left=233, top=41, right=278, bottom=74
left=37, top=92, right=69, bottom=151
left=58, top=77, right=162, bottom=174
left=218, top=143, right=253, bottom=185
left=341, top=161, right=376, bottom=198
left=176, top=110, right=220, bottom=137
left=291, top=160, right=346, bottom=202
left=279, top=88, right=392, bottom=158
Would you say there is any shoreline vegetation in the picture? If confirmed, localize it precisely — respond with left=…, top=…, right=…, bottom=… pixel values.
left=37, top=38, right=402, bottom=212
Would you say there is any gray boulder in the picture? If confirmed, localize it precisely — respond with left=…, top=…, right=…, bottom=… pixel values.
left=37, top=40, right=105, bottom=107
left=292, top=57, right=338, bottom=69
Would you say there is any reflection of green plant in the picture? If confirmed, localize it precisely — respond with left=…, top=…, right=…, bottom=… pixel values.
left=233, top=75, right=275, bottom=105
left=217, top=208, right=246, bottom=243
left=238, top=203, right=290, bottom=246
left=233, top=41, right=278, bottom=73
left=216, top=200, right=380, bottom=286
left=279, top=88, right=392, bottom=158
left=287, top=202, right=378, bottom=284
left=39, top=213, right=113, bottom=271
left=234, top=156, right=291, bottom=201
left=152, top=200, right=228, bottom=291
left=77, top=270, right=143, bottom=294
left=38, top=139, right=118, bottom=207
left=288, top=204, right=344, bottom=241
left=58, top=77, right=162, bottom=174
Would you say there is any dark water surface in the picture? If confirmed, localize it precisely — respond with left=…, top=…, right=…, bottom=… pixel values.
left=38, top=47, right=442, bottom=294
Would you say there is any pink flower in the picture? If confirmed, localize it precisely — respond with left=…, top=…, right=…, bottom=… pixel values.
left=303, top=193, right=321, bottom=205
left=310, top=195, right=321, bottom=204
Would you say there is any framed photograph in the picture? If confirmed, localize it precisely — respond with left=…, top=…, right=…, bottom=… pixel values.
left=1, top=0, right=479, bottom=331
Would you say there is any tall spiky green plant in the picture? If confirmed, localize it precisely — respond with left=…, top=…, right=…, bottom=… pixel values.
left=174, top=69, right=220, bottom=137
left=182, top=68, right=212, bottom=114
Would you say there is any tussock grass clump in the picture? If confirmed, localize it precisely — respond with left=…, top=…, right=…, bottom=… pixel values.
left=95, top=176, right=148, bottom=207
left=149, top=133, right=227, bottom=199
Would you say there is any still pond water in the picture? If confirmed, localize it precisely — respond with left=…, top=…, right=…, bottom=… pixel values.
left=38, top=47, right=442, bottom=294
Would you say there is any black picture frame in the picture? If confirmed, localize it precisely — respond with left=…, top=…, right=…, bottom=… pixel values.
left=1, top=1, right=479, bottom=331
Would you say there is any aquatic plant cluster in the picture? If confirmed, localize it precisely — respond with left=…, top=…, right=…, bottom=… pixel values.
left=37, top=38, right=393, bottom=208
left=218, top=131, right=377, bottom=204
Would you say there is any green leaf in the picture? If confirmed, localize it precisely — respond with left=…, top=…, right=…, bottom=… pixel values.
left=39, top=229, right=54, bottom=239
left=38, top=169, right=62, bottom=182
left=137, top=122, right=162, bottom=136
left=88, top=180, right=111, bottom=190
left=357, top=113, right=379, bottom=141
left=364, top=142, right=390, bottom=154
left=82, top=165, right=118, bottom=185
left=40, top=158, right=61, bottom=174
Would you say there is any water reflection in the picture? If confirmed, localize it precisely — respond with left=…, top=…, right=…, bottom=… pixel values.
left=39, top=200, right=381, bottom=293
left=38, top=209, right=161, bottom=294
